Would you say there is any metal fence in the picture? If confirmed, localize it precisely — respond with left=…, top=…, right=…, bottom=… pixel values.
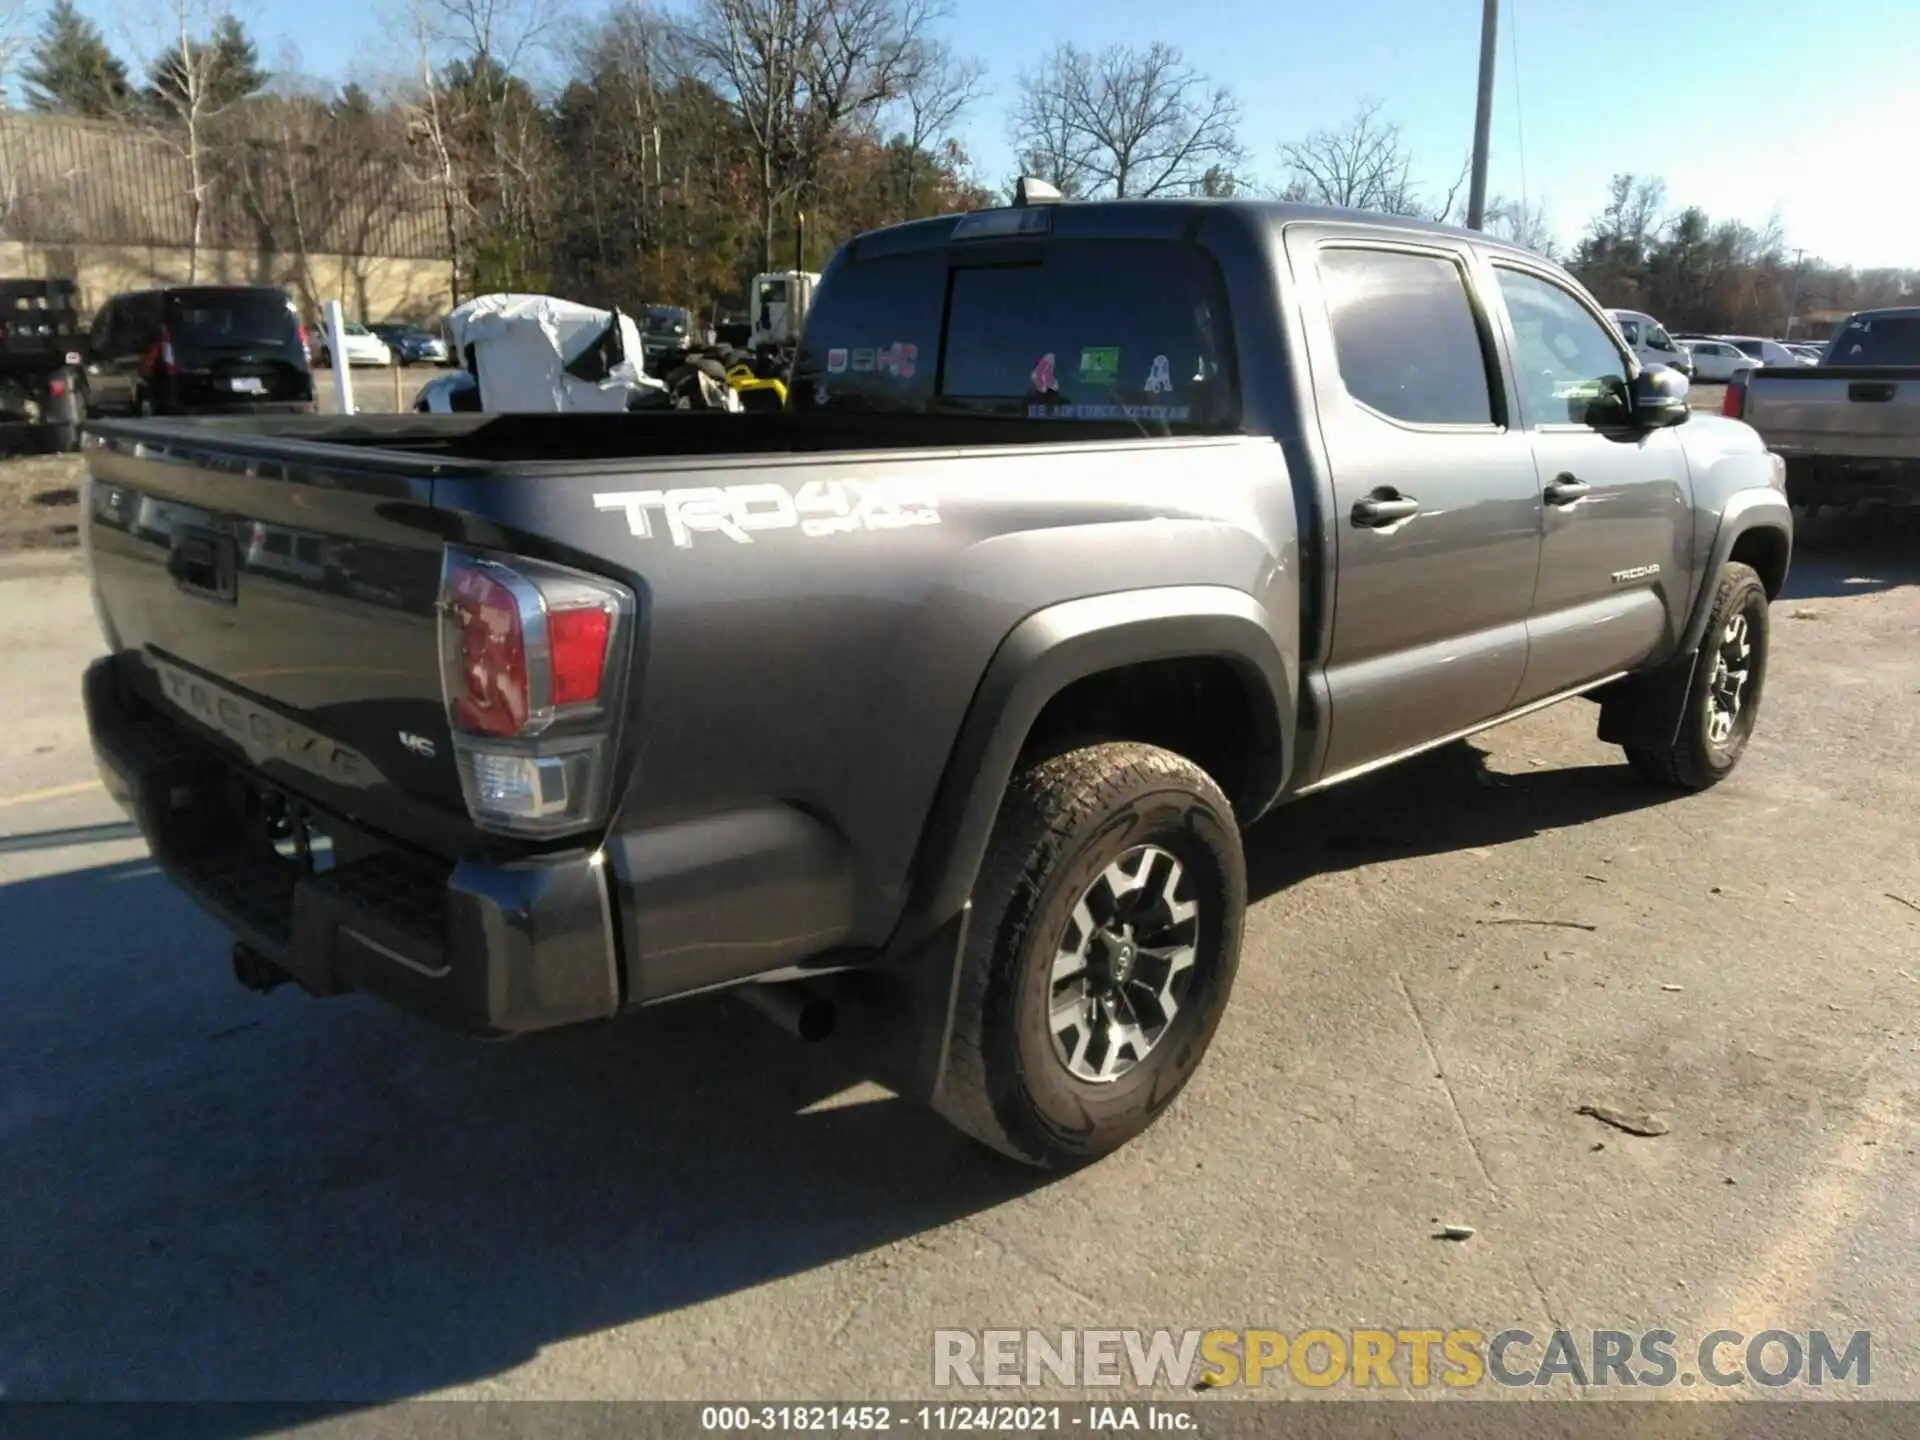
left=0, top=111, right=445, bottom=260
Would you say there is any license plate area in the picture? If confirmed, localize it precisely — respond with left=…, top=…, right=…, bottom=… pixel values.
left=226, top=376, right=267, bottom=394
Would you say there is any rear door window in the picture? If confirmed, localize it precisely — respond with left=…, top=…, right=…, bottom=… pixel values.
left=1318, top=247, right=1496, bottom=426
left=792, top=241, right=1236, bottom=427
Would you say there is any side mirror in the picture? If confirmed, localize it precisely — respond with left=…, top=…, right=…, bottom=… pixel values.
left=1629, top=363, right=1690, bottom=429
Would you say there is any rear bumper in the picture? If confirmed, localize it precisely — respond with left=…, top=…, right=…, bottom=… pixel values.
left=83, top=655, right=621, bottom=1035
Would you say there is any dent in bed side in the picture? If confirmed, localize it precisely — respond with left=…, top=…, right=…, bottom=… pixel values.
left=890, top=584, right=1297, bottom=959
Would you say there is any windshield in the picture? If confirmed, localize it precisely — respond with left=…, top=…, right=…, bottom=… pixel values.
left=164, top=289, right=302, bottom=353
left=792, top=240, right=1237, bottom=429
left=759, top=280, right=789, bottom=304
left=1824, top=314, right=1920, bottom=366
left=644, top=307, right=690, bottom=333
left=1727, top=338, right=1767, bottom=358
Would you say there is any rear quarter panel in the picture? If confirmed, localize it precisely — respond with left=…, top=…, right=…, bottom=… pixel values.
left=430, top=434, right=1300, bottom=947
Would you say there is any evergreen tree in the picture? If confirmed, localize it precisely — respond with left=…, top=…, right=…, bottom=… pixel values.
left=20, top=0, right=134, bottom=118
left=147, top=14, right=266, bottom=116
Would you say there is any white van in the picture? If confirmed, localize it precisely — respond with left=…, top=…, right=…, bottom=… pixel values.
left=1605, top=309, right=1693, bottom=377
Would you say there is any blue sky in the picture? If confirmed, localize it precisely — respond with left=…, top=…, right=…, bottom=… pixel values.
left=86, top=0, right=1920, bottom=268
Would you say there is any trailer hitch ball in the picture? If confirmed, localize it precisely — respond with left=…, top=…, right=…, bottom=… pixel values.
left=232, top=942, right=289, bottom=994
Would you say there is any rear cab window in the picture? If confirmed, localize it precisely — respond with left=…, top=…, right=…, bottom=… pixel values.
left=791, top=240, right=1236, bottom=428
left=1825, top=314, right=1920, bottom=366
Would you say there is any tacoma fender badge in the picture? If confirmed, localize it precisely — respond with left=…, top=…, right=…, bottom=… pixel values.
left=1611, top=564, right=1662, bottom=584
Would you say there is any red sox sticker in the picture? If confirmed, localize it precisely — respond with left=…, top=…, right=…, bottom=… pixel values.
left=877, top=342, right=917, bottom=379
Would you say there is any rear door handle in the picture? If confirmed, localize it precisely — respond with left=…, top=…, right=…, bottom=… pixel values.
left=1544, top=475, right=1591, bottom=506
left=1351, top=494, right=1421, bottom=527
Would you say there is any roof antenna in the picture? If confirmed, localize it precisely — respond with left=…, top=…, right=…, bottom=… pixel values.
left=1013, top=176, right=1065, bottom=208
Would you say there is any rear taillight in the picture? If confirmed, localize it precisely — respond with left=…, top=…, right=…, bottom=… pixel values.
left=297, top=324, right=309, bottom=358
left=1723, top=375, right=1747, bottom=419
left=438, top=547, right=633, bottom=837
left=143, top=324, right=178, bottom=378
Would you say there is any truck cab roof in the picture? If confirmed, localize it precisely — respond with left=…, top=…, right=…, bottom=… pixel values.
left=847, top=195, right=1547, bottom=266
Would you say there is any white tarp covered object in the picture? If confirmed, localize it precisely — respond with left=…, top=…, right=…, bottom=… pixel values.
left=446, top=292, right=666, bottom=412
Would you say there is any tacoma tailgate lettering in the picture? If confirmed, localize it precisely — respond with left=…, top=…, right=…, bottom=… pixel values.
left=595, top=478, right=940, bottom=547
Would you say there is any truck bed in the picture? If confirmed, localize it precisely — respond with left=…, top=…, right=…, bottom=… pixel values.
left=92, top=408, right=1208, bottom=469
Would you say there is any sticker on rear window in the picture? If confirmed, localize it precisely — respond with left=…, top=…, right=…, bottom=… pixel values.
left=1144, top=354, right=1173, bottom=394
left=1027, top=402, right=1192, bottom=421
left=827, top=348, right=848, bottom=374
left=1031, top=353, right=1057, bottom=392
left=852, top=348, right=876, bottom=372
left=877, top=342, right=917, bottom=379
left=1079, top=347, right=1120, bottom=382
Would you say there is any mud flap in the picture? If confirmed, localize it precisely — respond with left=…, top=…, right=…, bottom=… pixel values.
left=810, top=904, right=972, bottom=1105
left=1597, top=643, right=1705, bottom=752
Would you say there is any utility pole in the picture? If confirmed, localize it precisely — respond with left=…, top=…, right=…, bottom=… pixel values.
left=1466, top=0, right=1499, bottom=230
left=1783, top=247, right=1808, bottom=338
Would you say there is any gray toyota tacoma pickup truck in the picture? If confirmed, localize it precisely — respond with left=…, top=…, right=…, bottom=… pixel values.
left=79, top=192, right=1793, bottom=1167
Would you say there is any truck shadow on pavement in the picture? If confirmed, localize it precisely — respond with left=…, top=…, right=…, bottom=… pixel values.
left=0, top=857, right=1043, bottom=1407
left=1778, top=509, right=1920, bottom=600
left=0, top=744, right=1676, bottom=1408
left=1243, top=741, right=1673, bottom=901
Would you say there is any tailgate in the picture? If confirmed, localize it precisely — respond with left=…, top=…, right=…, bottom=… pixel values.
left=83, top=426, right=469, bottom=852
left=1744, top=369, right=1920, bottom=459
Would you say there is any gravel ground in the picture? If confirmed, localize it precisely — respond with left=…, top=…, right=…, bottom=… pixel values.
left=0, top=504, right=1916, bottom=1411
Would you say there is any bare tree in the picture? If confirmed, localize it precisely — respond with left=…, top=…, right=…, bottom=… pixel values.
left=1485, top=195, right=1556, bottom=257
left=134, top=0, right=261, bottom=281
left=1275, top=99, right=1464, bottom=220
left=0, top=0, right=35, bottom=230
left=396, top=0, right=563, bottom=303
left=1008, top=41, right=1242, bottom=199
left=885, top=35, right=982, bottom=218
left=680, top=0, right=935, bottom=272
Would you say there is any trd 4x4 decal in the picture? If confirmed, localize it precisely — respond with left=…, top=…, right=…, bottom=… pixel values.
left=594, top=477, right=941, bottom=547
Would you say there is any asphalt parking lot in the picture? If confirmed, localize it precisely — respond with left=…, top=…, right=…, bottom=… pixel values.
left=2, top=442, right=1917, bottom=1413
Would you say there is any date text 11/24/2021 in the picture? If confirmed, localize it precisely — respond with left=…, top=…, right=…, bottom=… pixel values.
left=700, top=1405, right=1199, bottom=1432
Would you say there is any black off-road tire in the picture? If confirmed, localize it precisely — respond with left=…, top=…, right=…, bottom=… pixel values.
left=932, top=742, right=1246, bottom=1168
left=1620, top=561, right=1770, bottom=791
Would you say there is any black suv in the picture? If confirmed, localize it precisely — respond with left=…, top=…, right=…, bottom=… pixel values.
left=84, top=286, right=315, bottom=417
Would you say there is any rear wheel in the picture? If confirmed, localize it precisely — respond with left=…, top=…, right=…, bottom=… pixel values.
left=932, top=741, right=1246, bottom=1168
